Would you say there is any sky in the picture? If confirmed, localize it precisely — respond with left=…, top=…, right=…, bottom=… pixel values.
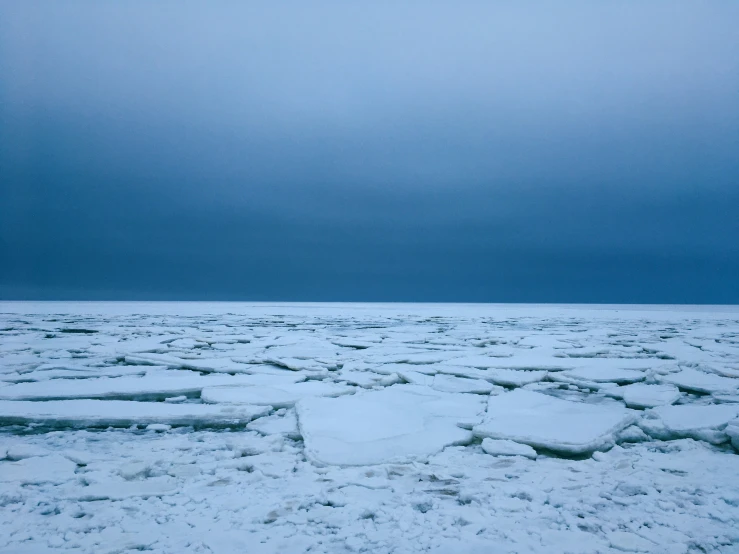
left=1, top=2, right=738, bottom=303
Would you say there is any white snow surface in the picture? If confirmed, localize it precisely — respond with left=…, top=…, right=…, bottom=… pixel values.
left=0, top=301, right=738, bottom=553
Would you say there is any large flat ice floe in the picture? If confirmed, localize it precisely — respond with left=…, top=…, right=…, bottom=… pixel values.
left=0, top=399, right=270, bottom=427
left=1, top=302, right=738, bottom=554
left=297, top=385, right=485, bottom=465
left=473, top=389, right=637, bottom=454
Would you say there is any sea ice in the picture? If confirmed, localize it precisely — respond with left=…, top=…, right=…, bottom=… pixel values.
left=246, top=409, right=301, bottom=439
left=0, top=399, right=270, bottom=428
left=639, top=403, right=739, bottom=444
left=473, top=389, right=636, bottom=454
left=603, top=383, right=682, bottom=409
left=1, top=302, right=738, bottom=553
left=658, top=368, right=739, bottom=394
left=201, top=381, right=355, bottom=408
left=0, top=454, right=78, bottom=484
left=481, top=438, right=538, bottom=459
left=0, top=372, right=303, bottom=401
left=555, top=366, right=646, bottom=384
left=296, top=385, right=485, bottom=465
left=478, top=368, right=548, bottom=387
left=431, top=374, right=501, bottom=394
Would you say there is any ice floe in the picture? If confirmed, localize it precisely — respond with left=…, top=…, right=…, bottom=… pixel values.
left=603, top=383, right=682, bottom=409
left=639, top=403, right=739, bottom=444
left=481, top=438, right=538, bottom=459
left=297, top=385, right=485, bottom=465
left=0, top=399, right=270, bottom=428
left=201, top=381, right=355, bottom=407
left=473, top=389, right=636, bottom=454
left=658, top=368, right=739, bottom=394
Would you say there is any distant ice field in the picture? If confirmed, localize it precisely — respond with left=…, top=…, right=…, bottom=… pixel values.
left=1, top=302, right=738, bottom=553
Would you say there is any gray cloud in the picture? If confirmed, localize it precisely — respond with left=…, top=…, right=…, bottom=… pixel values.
left=1, top=1, right=738, bottom=302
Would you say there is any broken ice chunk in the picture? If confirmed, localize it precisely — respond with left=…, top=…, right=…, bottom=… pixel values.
left=0, top=399, right=270, bottom=428
left=603, top=384, right=681, bottom=409
left=201, top=381, right=355, bottom=408
left=247, top=409, right=301, bottom=439
left=481, top=438, right=537, bottom=459
left=638, top=403, right=739, bottom=444
left=473, top=389, right=635, bottom=455
left=658, top=368, right=738, bottom=395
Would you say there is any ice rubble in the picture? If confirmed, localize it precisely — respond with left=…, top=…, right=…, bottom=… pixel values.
left=473, top=389, right=636, bottom=454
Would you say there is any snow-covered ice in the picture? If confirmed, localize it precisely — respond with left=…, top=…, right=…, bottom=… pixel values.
left=658, top=368, right=739, bottom=394
left=0, top=301, right=738, bottom=553
left=481, top=438, right=538, bottom=459
left=0, top=399, right=270, bottom=428
left=639, top=403, right=739, bottom=444
left=473, top=389, right=636, bottom=454
left=201, top=381, right=355, bottom=407
left=604, top=383, right=682, bottom=409
left=297, top=385, right=485, bottom=466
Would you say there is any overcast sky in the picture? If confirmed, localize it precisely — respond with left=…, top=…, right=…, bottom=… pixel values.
left=1, top=2, right=738, bottom=303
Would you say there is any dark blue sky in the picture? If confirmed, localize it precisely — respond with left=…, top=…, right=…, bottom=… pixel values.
left=1, top=2, right=738, bottom=303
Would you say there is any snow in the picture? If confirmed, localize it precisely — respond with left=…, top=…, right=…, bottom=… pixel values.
left=473, top=389, right=636, bottom=454
left=0, top=301, right=738, bottom=553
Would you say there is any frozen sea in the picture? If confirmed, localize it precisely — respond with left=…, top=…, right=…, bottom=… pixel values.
left=1, top=302, right=738, bottom=553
